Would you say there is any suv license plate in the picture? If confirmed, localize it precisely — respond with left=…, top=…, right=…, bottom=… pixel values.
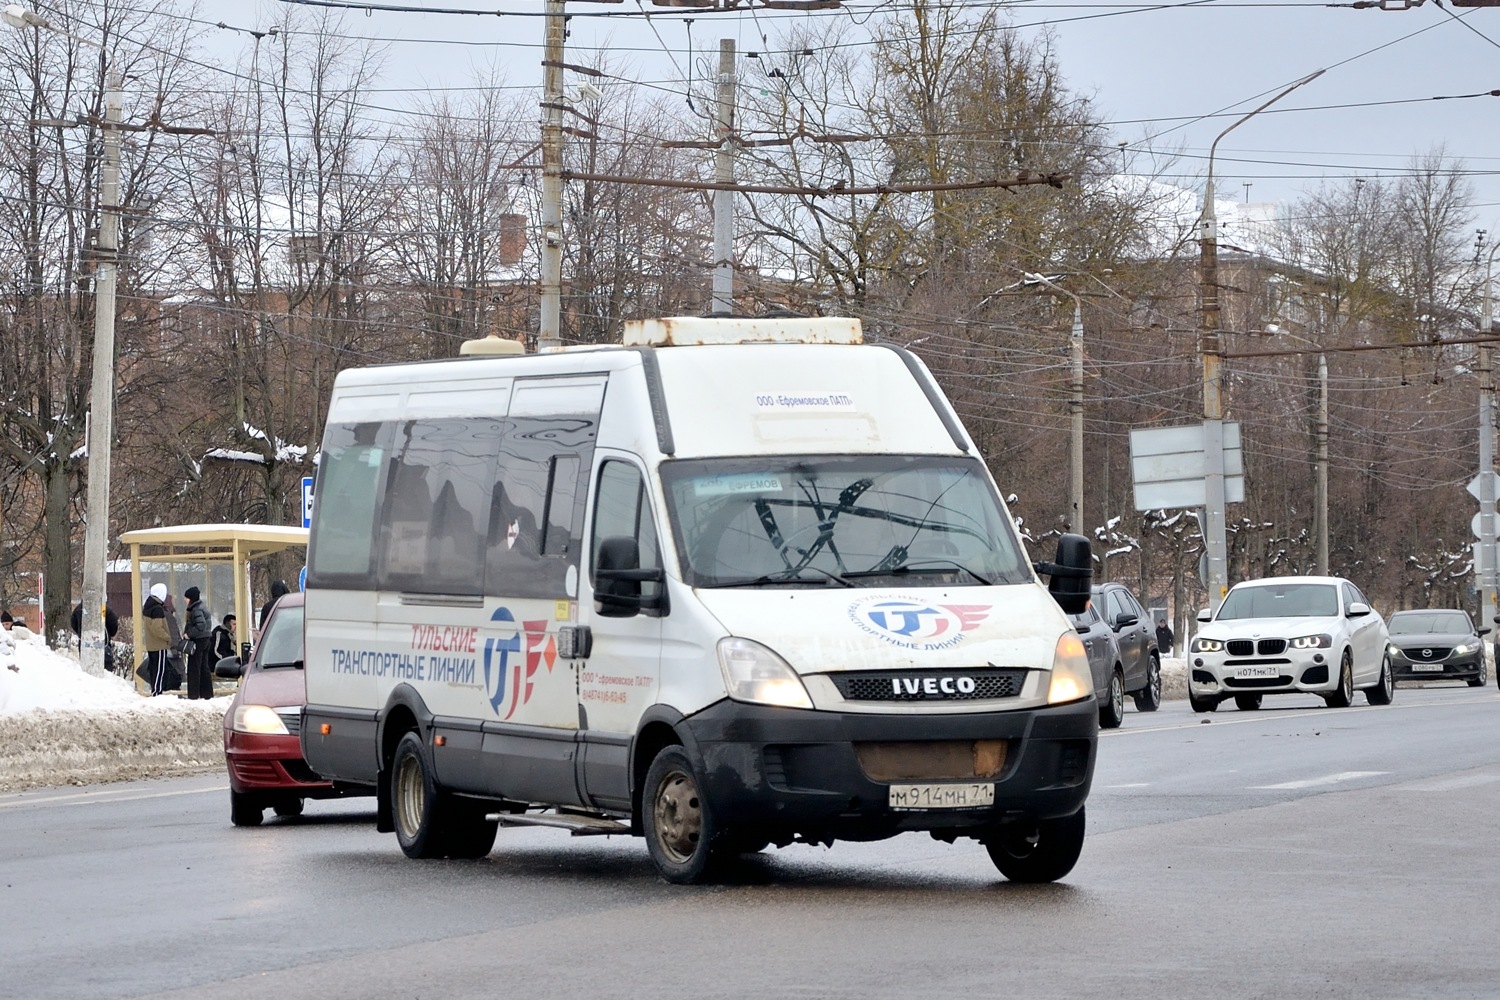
left=1236, top=666, right=1278, bottom=679
left=888, top=783, right=995, bottom=811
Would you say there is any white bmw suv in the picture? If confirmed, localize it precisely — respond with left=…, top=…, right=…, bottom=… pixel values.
left=1188, top=576, right=1393, bottom=712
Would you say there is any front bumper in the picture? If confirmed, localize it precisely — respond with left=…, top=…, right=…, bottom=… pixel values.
left=680, top=696, right=1097, bottom=843
left=1388, top=647, right=1483, bottom=681
left=223, top=730, right=335, bottom=795
left=1189, top=648, right=1338, bottom=696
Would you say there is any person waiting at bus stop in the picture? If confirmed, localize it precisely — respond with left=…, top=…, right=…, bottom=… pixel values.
left=70, top=600, right=121, bottom=674
left=183, top=587, right=215, bottom=700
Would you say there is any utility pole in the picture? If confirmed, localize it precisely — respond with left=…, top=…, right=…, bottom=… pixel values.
left=78, top=65, right=122, bottom=675
left=538, top=0, right=565, bottom=348
left=1022, top=273, right=1085, bottom=532
left=1316, top=352, right=1329, bottom=574
left=1479, top=245, right=1499, bottom=631
left=1199, top=68, right=1324, bottom=613
left=710, top=38, right=736, bottom=315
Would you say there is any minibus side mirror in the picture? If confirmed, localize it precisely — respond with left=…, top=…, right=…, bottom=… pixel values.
left=1035, top=533, right=1092, bottom=616
left=594, top=536, right=668, bottom=618
left=214, top=655, right=245, bottom=679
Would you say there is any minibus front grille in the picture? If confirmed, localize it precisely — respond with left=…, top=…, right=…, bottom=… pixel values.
left=832, top=668, right=1027, bottom=702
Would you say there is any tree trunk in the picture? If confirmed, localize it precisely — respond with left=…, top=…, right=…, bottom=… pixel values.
left=41, top=459, right=73, bottom=648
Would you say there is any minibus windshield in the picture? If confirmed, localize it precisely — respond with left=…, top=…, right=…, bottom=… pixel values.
left=660, top=456, right=1032, bottom=589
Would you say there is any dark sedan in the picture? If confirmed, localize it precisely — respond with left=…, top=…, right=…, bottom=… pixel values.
left=1069, top=601, right=1127, bottom=729
left=1386, top=609, right=1489, bottom=687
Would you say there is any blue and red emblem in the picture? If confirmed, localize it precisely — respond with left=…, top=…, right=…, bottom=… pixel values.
left=482, top=606, right=558, bottom=718
left=847, top=595, right=991, bottom=650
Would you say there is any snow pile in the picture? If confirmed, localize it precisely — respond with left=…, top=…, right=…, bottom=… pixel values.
left=0, top=629, right=229, bottom=791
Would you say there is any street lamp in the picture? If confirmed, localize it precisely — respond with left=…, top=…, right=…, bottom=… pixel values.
left=5, top=4, right=122, bottom=674
left=1022, top=273, right=1086, bottom=534
left=1199, top=67, right=1325, bottom=612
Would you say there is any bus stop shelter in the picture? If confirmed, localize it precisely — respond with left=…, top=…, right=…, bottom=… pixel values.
left=118, top=524, right=308, bottom=672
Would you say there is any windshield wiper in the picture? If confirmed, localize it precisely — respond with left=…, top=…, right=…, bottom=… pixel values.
left=844, top=558, right=993, bottom=586
left=261, top=659, right=304, bottom=670
left=713, top=566, right=855, bottom=588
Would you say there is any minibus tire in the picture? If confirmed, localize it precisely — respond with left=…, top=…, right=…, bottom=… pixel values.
left=443, top=801, right=499, bottom=860
left=392, top=731, right=455, bottom=859
left=984, top=806, right=1086, bottom=883
left=643, top=745, right=721, bottom=884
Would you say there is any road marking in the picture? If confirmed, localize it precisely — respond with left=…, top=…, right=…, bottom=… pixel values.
left=0, top=784, right=224, bottom=811
left=1251, top=770, right=1386, bottom=790
left=1101, top=783, right=1150, bottom=789
left=1403, top=773, right=1500, bottom=792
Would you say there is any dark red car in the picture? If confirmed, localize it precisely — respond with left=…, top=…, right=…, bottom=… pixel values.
left=221, top=593, right=369, bottom=826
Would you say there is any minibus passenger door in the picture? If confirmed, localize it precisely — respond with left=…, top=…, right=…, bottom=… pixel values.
left=577, top=459, right=665, bottom=810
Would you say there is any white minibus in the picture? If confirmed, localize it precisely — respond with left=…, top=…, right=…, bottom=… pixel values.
left=301, top=316, right=1097, bottom=883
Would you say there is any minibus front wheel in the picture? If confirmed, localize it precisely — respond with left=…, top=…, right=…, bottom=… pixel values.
left=643, top=745, right=724, bottom=884
left=983, top=806, right=1086, bottom=883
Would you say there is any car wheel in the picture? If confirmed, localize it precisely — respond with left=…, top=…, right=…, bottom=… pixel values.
left=1133, top=655, right=1162, bottom=713
left=272, top=796, right=305, bottom=818
left=1323, top=651, right=1354, bottom=708
left=1099, top=668, right=1125, bottom=729
left=643, top=744, right=722, bottom=884
left=984, top=806, right=1086, bottom=883
left=1234, top=693, right=1263, bottom=711
left=1366, top=655, right=1395, bottom=706
left=1468, top=659, right=1488, bottom=688
left=230, top=790, right=263, bottom=828
left=1188, top=689, right=1219, bottom=713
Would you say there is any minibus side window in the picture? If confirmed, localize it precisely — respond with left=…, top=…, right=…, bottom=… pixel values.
left=378, top=417, right=500, bottom=596
left=542, top=455, right=581, bottom=557
left=591, top=460, right=665, bottom=613
left=308, top=421, right=392, bottom=587
left=486, top=417, right=593, bottom=598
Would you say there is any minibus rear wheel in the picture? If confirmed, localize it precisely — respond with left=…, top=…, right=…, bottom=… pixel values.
left=643, top=745, right=722, bottom=884
left=392, top=731, right=497, bottom=860
left=984, top=806, right=1086, bottom=883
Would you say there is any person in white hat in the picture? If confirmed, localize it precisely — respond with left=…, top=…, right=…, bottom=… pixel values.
left=141, top=583, right=173, bottom=696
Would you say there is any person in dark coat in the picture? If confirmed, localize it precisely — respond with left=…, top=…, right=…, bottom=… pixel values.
left=70, top=601, right=121, bottom=673
left=141, top=583, right=172, bottom=696
left=183, top=586, right=215, bottom=699
left=259, top=580, right=290, bottom=636
left=212, top=613, right=238, bottom=663
left=1155, top=618, right=1174, bottom=657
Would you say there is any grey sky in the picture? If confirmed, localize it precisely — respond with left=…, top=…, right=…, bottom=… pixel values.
left=181, top=1, right=1500, bottom=246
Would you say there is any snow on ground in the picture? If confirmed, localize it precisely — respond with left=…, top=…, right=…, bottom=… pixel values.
left=0, top=624, right=1190, bottom=793
left=0, top=627, right=228, bottom=792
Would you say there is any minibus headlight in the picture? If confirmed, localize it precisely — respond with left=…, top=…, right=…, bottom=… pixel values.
left=1047, top=632, right=1094, bottom=705
left=716, top=637, right=814, bottom=710
left=232, top=704, right=289, bottom=735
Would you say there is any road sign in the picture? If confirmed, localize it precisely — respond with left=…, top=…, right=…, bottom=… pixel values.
left=301, top=476, right=314, bottom=528
left=1466, top=472, right=1500, bottom=501
left=1129, top=423, right=1245, bottom=510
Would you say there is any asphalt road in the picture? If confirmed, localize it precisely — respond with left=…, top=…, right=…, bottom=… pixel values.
left=3, top=683, right=1498, bottom=1000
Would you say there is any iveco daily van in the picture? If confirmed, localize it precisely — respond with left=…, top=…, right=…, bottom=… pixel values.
left=300, top=316, right=1097, bottom=883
